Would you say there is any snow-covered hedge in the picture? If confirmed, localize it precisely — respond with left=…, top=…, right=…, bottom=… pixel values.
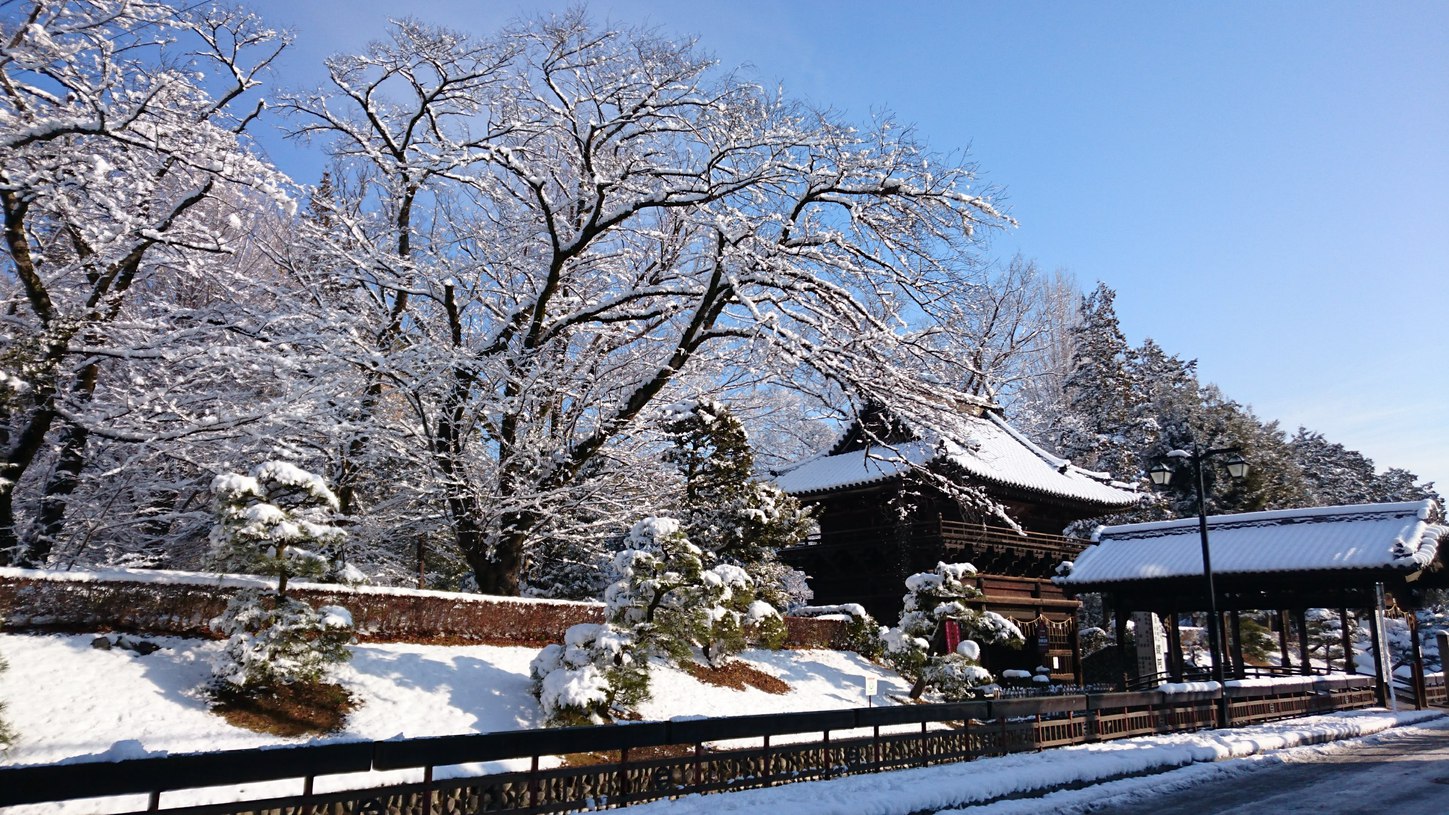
left=0, top=566, right=606, bottom=644
left=792, top=603, right=884, bottom=658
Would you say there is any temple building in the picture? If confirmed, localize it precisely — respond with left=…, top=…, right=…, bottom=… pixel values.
left=774, top=402, right=1140, bottom=683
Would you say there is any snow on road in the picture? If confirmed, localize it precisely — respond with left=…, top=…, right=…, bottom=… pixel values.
left=950, top=715, right=1449, bottom=815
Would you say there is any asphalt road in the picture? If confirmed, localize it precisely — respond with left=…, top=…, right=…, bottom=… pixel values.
left=1067, top=724, right=1449, bottom=815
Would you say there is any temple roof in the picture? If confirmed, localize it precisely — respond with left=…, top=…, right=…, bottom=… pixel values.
left=1057, top=500, right=1446, bottom=588
left=773, top=409, right=1141, bottom=509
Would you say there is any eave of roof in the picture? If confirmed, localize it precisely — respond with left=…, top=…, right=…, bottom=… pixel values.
left=1058, top=500, right=1445, bottom=588
left=772, top=412, right=1140, bottom=509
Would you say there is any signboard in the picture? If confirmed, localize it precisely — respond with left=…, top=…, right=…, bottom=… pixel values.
left=863, top=676, right=878, bottom=697
left=1132, top=612, right=1167, bottom=679
left=944, top=620, right=961, bottom=653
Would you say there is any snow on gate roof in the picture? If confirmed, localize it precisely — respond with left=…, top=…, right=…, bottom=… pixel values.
left=1057, top=500, right=1446, bottom=587
left=773, top=410, right=1140, bottom=508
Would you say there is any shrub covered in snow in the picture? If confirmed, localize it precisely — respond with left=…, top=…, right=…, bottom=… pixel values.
left=528, top=622, right=646, bottom=726
left=209, top=590, right=355, bottom=690
left=605, top=517, right=787, bottom=665
left=882, top=562, right=1024, bottom=699
left=793, top=603, right=885, bottom=658
left=531, top=516, right=790, bottom=724
left=1079, top=626, right=1111, bottom=657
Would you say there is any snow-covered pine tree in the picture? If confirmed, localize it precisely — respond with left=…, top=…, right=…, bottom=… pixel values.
left=207, top=462, right=354, bottom=694
left=882, top=562, right=1025, bottom=699
left=529, top=516, right=788, bottom=724
left=1289, top=430, right=1439, bottom=507
left=662, top=399, right=815, bottom=608
left=1057, top=284, right=1156, bottom=483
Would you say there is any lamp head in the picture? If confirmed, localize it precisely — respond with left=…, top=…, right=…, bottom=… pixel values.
left=1224, top=454, right=1249, bottom=480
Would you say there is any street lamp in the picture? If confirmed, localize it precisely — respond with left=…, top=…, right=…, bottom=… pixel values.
left=1149, top=444, right=1248, bottom=717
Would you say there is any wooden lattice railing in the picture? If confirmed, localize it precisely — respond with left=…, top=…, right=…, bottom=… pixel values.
left=937, top=520, right=1089, bottom=560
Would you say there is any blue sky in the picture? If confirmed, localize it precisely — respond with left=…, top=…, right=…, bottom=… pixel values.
left=241, top=0, right=1448, bottom=490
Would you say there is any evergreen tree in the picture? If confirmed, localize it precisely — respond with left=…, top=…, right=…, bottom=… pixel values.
left=529, top=516, right=788, bottom=725
left=882, top=562, right=1025, bottom=699
left=1289, top=429, right=1439, bottom=506
left=206, top=463, right=354, bottom=694
left=662, top=400, right=815, bottom=606
left=1058, top=284, right=1156, bottom=481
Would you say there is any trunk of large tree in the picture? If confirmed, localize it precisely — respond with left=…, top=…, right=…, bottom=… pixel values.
left=18, top=362, right=100, bottom=566
left=0, top=402, right=62, bottom=566
left=468, top=509, right=533, bottom=596
left=20, top=419, right=88, bottom=567
left=0, top=485, right=16, bottom=566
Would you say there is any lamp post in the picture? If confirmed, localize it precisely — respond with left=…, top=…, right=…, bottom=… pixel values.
left=1148, top=444, right=1248, bottom=721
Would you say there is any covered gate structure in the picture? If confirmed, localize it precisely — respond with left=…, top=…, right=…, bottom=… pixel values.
left=1055, top=500, right=1448, bottom=706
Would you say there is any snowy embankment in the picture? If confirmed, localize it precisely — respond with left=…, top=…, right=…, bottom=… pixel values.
left=625, top=709, right=1448, bottom=815
left=0, top=631, right=903, bottom=813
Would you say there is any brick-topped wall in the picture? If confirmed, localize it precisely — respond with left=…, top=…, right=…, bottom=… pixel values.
left=0, top=568, right=850, bottom=649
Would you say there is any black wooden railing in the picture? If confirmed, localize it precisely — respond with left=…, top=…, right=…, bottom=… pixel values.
left=937, top=520, right=1088, bottom=560
left=0, top=679, right=1379, bottom=815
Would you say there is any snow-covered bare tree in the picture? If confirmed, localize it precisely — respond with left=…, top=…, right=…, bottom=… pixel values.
left=283, top=11, right=1011, bottom=595
left=0, top=1, right=300, bottom=565
left=954, top=256, right=1075, bottom=404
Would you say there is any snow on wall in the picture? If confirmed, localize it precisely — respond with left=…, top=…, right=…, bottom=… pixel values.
left=0, top=567, right=850, bottom=649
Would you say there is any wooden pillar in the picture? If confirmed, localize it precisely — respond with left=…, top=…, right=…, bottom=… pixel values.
left=1219, top=611, right=1234, bottom=678
left=1407, top=611, right=1425, bottom=710
left=1229, top=611, right=1246, bottom=679
left=1294, top=608, right=1311, bottom=675
left=1368, top=590, right=1387, bottom=707
left=1277, top=609, right=1293, bottom=672
left=1339, top=608, right=1355, bottom=674
left=1114, top=605, right=1130, bottom=690
left=1071, top=615, right=1085, bottom=690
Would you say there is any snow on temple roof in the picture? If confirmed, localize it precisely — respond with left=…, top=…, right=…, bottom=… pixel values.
left=773, top=411, right=1140, bottom=508
left=1058, top=500, right=1446, bottom=586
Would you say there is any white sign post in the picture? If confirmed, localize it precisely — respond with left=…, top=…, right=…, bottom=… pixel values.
left=1132, top=612, right=1167, bottom=682
left=863, top=675, right=879, bottom=707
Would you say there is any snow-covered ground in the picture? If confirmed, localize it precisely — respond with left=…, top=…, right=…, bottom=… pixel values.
left=0, top=630, right=1440, bottom=815
left=0, top=631, right=906, bottom=812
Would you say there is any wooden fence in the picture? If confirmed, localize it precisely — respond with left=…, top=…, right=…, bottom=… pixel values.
left=0, top=677, right=1379, bottom=815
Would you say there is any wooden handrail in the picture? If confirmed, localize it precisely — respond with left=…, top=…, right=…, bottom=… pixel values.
left=937, top=520, right=1089, bottom=557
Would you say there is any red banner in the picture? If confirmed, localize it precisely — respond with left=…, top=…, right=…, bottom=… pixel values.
left=944, top=620, right=960, bottom=653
